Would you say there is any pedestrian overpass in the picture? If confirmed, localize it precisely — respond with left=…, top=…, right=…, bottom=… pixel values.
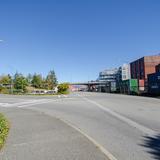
left=70, top=81, right=110, bottom=92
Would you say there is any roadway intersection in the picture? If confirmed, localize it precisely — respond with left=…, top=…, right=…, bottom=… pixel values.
left=0, top=92, right=160, bottom=160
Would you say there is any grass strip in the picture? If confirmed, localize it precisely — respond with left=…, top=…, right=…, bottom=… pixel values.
left=0, top=113, right=9, bottom=149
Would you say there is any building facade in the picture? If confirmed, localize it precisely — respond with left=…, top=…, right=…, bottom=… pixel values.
left=97, top=68, right=119, bottom=92
left=130, top=55, right=160, bottom=92
left=121, top=64, right=131, bottom=80
left=130, top=55, right=160, bottom=79
left=98, top=68, right=119, bottom=82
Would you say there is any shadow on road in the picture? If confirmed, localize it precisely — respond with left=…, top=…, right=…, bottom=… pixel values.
left=141, top=134, right=160, bottom=160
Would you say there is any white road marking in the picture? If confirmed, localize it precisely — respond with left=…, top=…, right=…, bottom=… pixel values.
left=57, top=117, right=118, bottom=160
left=17, top=99, right=54, bottom=108
left=0, top=100, right=46, bottom=108
left=0, top=103, right=10, bottom=107
left=17, top=98, right=76, bottom=108
left=26, top=107, right=118, bottom=160
left=0, top=97, right=29, bottom=100
left=0, top=97, right=77, bottom=108
left=82, top=96, right=157, bottom=136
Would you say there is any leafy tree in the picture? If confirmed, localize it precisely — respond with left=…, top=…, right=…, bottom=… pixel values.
left=58, top=83, right=69, bottom=94
left=26, top=73, right=33, bottom=85
left=0, top=75, right=12, bottom=85
left=0, top=69, right=59, bottom=94
left=31, top=74, right=43, bottom=88
left=14, top=73, right=28, bottom=92
left=41, top=78, right=48, bottom=89
left=46, top=70, right=58, bottom=90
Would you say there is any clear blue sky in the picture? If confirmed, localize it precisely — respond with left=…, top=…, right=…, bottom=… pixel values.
left=0, top=0, right=160, bottom=82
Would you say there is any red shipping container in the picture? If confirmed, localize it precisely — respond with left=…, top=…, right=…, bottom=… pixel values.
left=139, top=79, right=145, bottom=91
left=139, top=79, right=145, bottom=87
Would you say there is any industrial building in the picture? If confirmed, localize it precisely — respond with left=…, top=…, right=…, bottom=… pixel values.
left=118, top=64, right=138, bottom=95
left=97, top=68, right=119, bottom=92
left=71, top=55, right=160, bottom=96
left=130, top=55, right=160, bottom=93
left=94, top=56, right=160, bottom=95
left=121, top=64, right=131, bottom=80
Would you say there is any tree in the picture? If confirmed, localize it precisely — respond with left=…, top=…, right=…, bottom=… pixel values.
left=31, top=74, right=43, bottom=88
left=58, top=83, right=69, bottom=94
left=0, top=75, right=12, bottom=85
left=41, top=78, right=48, bottom=89
left=0, top=74, right=13, bottom=94
left=14, top=73, right=28, bottom=92
left=46, top=70, right=57, bottom=90
left=26, top=73, right=33, bottom=85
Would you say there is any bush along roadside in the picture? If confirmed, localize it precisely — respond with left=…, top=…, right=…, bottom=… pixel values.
left=0, top=113, right=9, bottom=149
left=58, top=83, right=69, bottom=94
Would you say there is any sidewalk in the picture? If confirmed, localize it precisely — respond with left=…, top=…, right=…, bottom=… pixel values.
left=0, top=108, right=108, bottom=160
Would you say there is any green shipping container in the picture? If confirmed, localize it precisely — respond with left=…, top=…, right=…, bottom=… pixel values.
left=129, top=79, right=138, bottom=94
left=121, top=79, right=138, bottom=94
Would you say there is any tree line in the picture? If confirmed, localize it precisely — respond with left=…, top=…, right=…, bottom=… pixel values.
left=0, top=70, right=58, bottom=94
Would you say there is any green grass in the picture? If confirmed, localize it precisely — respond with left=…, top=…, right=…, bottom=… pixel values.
left=0, top=113, right=9, bottom=149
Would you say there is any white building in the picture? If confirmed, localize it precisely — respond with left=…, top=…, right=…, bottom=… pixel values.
left=98, top=68, right=119, bottom=82
left=97, top=68, right=119, bottom=92
left=122, top=64, right=131, bottom=80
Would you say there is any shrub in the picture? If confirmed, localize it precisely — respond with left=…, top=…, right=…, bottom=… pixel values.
left=58, top=83, right=69, bottom=94
left=0, top=113, right=9, bottom=149
left=0, top=87, right=10, bottom=94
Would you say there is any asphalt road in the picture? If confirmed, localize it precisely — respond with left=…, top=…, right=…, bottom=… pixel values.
left=0, top=92, right=160, bottom=160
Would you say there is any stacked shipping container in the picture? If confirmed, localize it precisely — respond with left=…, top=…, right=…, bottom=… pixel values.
left=148, top=72, right=160, bottom=95
left=120, top=79, right=138, bottom=95
left=95, top=55, right=160, bottom=95
left=148, top=64, right=160, bottom=95
left=156, top=64, right=160, bottom=73
left=130, top=55, right=160, bottom=93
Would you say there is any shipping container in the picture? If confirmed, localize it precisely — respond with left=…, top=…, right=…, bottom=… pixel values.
left=120, top=79, right=138, bottom=95
left=130, top=56, right=160, bottom=79
left=148, top=72, right=160, bottom=95
left=139, top=79, right=145, bottom=91
left=156, top=64, right=160, bottom=73
left=130, top=55, right=160, bottom=92
left=129, top=79, right=138, bottom=94
left=139, top=79, right=145, bottom=86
